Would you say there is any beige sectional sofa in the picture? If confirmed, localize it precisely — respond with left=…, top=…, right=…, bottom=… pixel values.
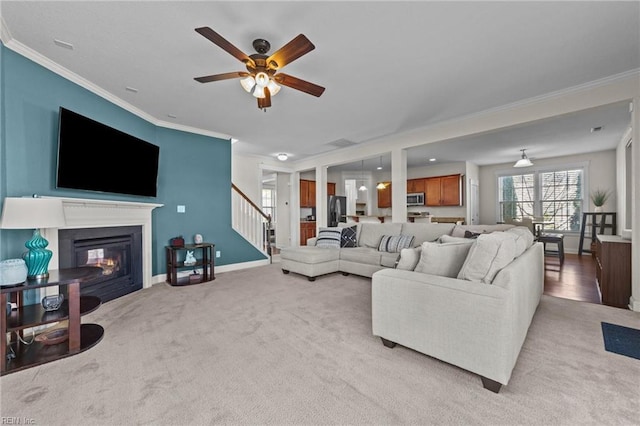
left=280, top=222, right=513, bottom=280
left=281, top=221, right=544, bottom=393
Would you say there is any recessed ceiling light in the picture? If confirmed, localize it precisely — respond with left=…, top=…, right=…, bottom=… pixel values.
left=428, top=158, right=437, bottom=162
left=590, top=126, right=603, bottom=132
left=125, top=86, right=139, bottom=93
left=53, top=39, right=74, bottom=50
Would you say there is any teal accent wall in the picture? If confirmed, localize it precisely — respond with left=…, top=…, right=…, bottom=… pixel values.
left=0, top=45, right=266, bottom=277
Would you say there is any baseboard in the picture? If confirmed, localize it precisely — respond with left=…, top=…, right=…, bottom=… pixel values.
left=150, top=259, right=271, bottom=286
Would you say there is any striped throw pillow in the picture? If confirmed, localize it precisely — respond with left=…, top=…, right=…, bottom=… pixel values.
left=316, top=227, right=342, bottom=248
left=378, top=235, right=415, bottom=253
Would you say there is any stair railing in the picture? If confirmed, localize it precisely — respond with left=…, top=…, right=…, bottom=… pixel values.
left=231, top=184, right=272, bottom=262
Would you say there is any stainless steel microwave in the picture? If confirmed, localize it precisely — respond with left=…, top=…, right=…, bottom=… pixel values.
left=407, top=193, right=425, bottom=206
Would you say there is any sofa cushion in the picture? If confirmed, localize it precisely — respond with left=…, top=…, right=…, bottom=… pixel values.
left=438, top=235, right=471, bottom=244
left=280, top=246, right=339, bottom=263
left=358, top=223, right=402, bottom=248
left=380, top=251, right=400, bottom=268
left=451, top=224, right=514, bottom=238
left=340, top=225, right=358, bottom=248
left=400, top=223, right=456, bottom=246
left=339, top=247, right=381, bottom=266
left=378, top=235, right=414, bottom=253
left=506, top=226, right=534, bottom=256
left=414, top=241, right=474, bottom=278
left=395, top=246, right=422, bottom=271
left=316, top=227, right=342, bottom=248
left=457, top=231, right=518, bottom=283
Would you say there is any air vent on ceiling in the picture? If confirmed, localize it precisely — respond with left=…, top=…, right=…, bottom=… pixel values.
left=326, top=138, right=357, bottom=148
left=590, top=126, right=603, bottom=133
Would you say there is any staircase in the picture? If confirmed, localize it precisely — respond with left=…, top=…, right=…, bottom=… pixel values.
left=231, top=184, right=272, bottom=262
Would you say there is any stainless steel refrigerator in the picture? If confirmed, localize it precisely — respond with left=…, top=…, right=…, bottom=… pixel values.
left=327, top=195, right=347, bottom=227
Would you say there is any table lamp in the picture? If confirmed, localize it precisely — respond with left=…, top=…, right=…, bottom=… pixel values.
left=0, top=196, right=66, bottom=280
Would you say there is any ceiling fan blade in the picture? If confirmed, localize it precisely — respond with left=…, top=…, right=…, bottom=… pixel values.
left=194, top=71, right=249, bottom=83
left=195, top=27, right=255, bottom=67
left=274, top=73, right=325, bottom=97
left=266, top=34, right=315, bottom=70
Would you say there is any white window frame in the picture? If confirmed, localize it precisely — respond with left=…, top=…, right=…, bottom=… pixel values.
left=495, top=161, right=589, bottom=233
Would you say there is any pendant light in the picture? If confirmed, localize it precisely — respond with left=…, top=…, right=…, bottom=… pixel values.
left=513, top=149, right=533, bottom=168
left=358, top=160, right=367, bottom=191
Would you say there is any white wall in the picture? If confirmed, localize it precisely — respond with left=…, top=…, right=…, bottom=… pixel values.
left=478, top=149, right=617, bottom=254
left=232, top=153, right=263, bottom=203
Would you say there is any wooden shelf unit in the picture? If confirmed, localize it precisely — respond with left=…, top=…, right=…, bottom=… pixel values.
left=1, top=267, right=104, bottom=375
left=578, top=212, right=616, bottom=255
left=165, top=243, right=215, bottom=286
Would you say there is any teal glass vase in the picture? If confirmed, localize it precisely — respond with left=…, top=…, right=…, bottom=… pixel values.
left=22, top=228, right=53, bottom=280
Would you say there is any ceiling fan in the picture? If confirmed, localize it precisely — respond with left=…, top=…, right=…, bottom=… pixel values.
left=193, top=27, right=325, bottom=110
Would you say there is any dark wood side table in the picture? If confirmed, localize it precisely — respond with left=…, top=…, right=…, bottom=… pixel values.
left=165, top=243, right=215, bottom=286
left=1, top=267, right=104, bottom=375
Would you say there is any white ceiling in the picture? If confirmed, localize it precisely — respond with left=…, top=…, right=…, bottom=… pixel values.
left=1, top=1, right=638, bottom=171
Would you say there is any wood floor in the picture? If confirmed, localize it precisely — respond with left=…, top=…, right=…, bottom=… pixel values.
left=544, top=253, right=602, bottom=304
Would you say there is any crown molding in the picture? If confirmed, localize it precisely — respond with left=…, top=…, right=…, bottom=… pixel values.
left=1, top=35, right=230, bottom=141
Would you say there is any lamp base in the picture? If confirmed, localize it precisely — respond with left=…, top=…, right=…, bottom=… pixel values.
left=27, top=272, right=50, bottom=282
left=23, top=228, right=53, bottom=280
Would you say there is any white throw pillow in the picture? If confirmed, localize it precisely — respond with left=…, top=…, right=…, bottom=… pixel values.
left=457, top=232, right=518, bottom=283
left=414, top=241, right=474, bottom=278
left=315, top=227, right=342, bottom=248
left=395, top=246, right=422, bottom=271
left=506, top=226, right=534, bottom=256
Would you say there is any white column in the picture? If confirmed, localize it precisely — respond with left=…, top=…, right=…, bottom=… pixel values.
left=316, top=166, right=328, bottom=229
left=391, top=148, right=407, bottom=223
left=291, top=172, right=301, bottom=247
left=630, top=98, right=640, bottom=311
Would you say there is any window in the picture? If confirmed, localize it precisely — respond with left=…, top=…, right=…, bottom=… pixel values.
left=498, top=166, right=584, bottom=231
left=261, top=188, right=275, bottom=220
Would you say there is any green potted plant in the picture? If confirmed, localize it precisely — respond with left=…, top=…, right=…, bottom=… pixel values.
left=590, top=188, right=610, bottom=212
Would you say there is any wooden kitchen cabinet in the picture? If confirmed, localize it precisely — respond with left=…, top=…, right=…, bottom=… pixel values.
left=328, top=182, right=336, bottom=196
left=407, top=178, right=426, bottom=194
left=425, top=174, right=462, bottom=206
left=300, top=222, right=316, bottom=245
left=300, top=179, right=317, bottom=207
left=377, top=182, right=392, bottom=208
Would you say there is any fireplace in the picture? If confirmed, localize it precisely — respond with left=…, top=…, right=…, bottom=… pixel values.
left=58, top=226, right=143, bottom=302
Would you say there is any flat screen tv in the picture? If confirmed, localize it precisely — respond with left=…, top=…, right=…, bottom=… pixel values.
left=56, top=107, right=160, bottom=197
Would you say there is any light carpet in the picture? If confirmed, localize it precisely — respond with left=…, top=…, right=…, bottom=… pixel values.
left=1, top=264, right=639, bottom=425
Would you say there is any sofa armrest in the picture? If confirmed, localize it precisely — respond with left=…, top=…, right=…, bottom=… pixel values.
left=371, top=269, right=515, bottom=384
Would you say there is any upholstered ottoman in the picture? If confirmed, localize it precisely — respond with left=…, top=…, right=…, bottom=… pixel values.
left=280, top=246, right=339, bottom=281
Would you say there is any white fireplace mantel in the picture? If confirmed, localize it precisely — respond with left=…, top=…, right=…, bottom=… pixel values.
left=42, top=196, right=163, bottom=289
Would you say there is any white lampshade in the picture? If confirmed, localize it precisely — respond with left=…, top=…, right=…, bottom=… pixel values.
left=240, top=76, right=256, bottom=93
left=267, top=79, right=281, bottom=96
left=253, top=85, right=266, bottom=99
left=376, top=182, right=386, bottom=190
left=0, top=197, right=66, bottom=229
left=254, top=72, right=269, bottom=88
left=358, top=184, right=367, bottom=191
left=513, top=149, right=533, bottom=168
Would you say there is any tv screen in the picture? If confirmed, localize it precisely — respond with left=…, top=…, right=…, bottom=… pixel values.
left=56, top=107, right=159, bottom=197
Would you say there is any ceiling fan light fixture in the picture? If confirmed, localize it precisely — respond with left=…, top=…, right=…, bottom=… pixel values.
left=513, top=149, right=533, bottom=168
left=254, top=72, right=269, bottom=88
left=253, top=85, right=266, bottom=99
left=277, top=153, right=288, bottom=161
left=267, top=79, right=281, bottom=96
left=240, top=76, right=256, bottom=93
